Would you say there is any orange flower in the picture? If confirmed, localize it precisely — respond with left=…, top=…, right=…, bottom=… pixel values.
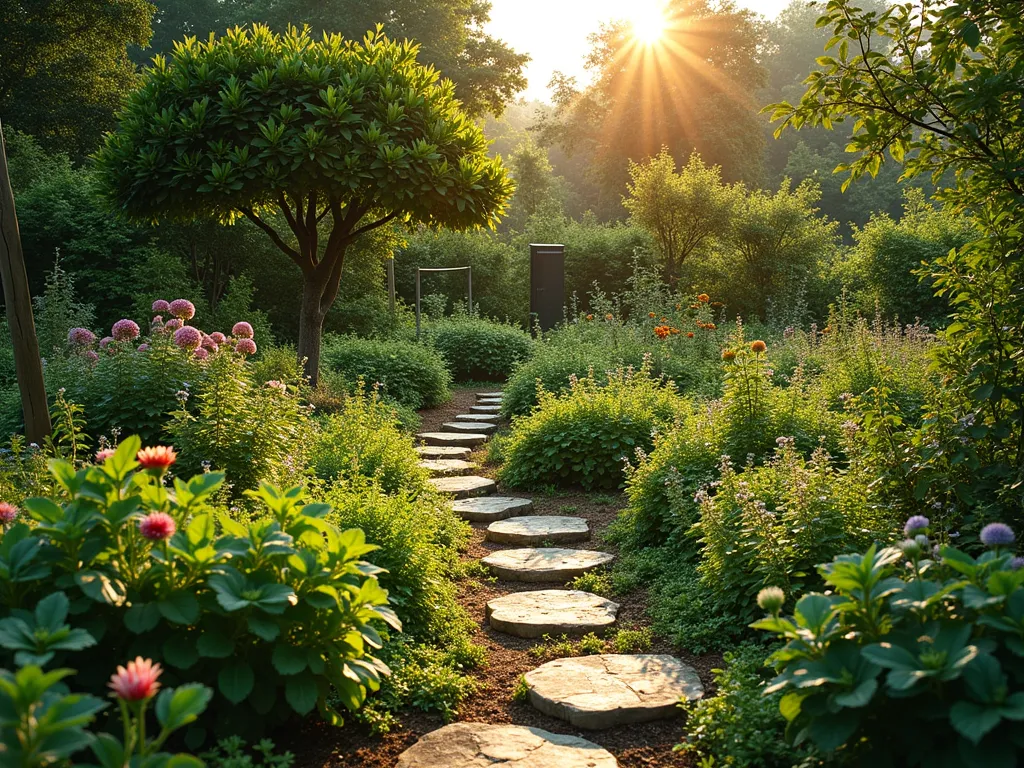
left=721, top=349, right=736, bottom=361
left=661, top=317, right=668, bottom=323
left=586, top=314, right=594, bottom=321
left=687, top=332, right=694, bottom=338
left=751, top=340, right=767, bottom=354
left=648, top=312, right=656, bottom=318
left=137, top=445, right=176, bottom=471
left=697, top=294, right=710, bottom=303
left=711, top=301, right=724, bottom=308
left=675, top=304, right=682, bottom=311
left=705, top=323, right=717, bottom=331
left=605, top=313, right=614, bottom=321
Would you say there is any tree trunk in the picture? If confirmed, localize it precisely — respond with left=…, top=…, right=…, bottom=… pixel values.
left=0, top=120, right=51, bottom=444
left=298, top=273, right=327, bottom=387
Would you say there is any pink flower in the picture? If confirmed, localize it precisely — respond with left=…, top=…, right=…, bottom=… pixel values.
left=137, top=343, right=150, bottom=352
left=165, top=318, right=183, bottom=331
left=85, top=350, right=99, bottom=363
left=95, top=448, right=115, bottom=462
left=168, top=299, right=196, bottom=321
left=108, top=657, right=162, bottom=701
left=137, top=445, right=176, bottom=471
left=151, top=315, right=164, bottom=327
left=111, top=319, right=141, bottom=342
left=174, top=326, right=202, bottom=351
left=100, top=336, right=115, bottom=350
left=193, top=347, right=209, bottom=360
left=266, top=380, right=286, bottom=393
left=152, top=299, right=171, bottom=313
left=139, top=511, right=176, bottom=540
left=201, top=335, right=218, bottom=351
left=235, top=338, right=257, bottom=356
left=210, top=332, right=227, bottom=344
left=68, top=327, right=96, bottom=346
left=232, top=322, right=254, bottom=339
left=0, top=502, right=18, bottom=525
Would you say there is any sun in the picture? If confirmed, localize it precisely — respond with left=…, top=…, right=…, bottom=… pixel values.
left=630, top=2, right=668, bottom=44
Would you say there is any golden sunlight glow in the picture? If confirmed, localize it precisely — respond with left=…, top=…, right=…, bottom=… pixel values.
left=629, top=1, right=669, bottom=44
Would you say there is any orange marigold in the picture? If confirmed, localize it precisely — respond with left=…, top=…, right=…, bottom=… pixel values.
left=697, top=294, right=710, bottom=303
left=606, top=313, right=614, bottom=321
left=751, top=340, right=767, bottom=354
left=687, top=332, right=694, bottom=338
left=586, top=314, right=594, bottom=321
left=705, top=323, right=717, bottom=331
left=721, top=349, right=736, bottom=361
left=648, top=312, right=656, bottom=318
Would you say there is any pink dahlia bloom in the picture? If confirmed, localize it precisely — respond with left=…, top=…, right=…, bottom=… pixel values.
left=111, top=319, right=141, bottom=342
left=68, top=327, right=96, bottom=346
left=137, top=445, right=176, bottom=471
left=168, top=299, right=196, bottom=320
left=193, top=347, right=209, bottom=360
left=209, top=332, right=227, bottom=345
left=0, top=502, right=18, bottom=525
left=99, top=336, right=115, bottom=350
left=108, top=657, right=162, bottom=701
left=95, top=448, right=116, bottom=462
left=174, top=326, right=202, bottom=351
left=231, top=321, right=254, bottom=339
left=165, top=318, right=183, bottom=331
left=235, top=338, right=257, bottom=356
left=139, top=511, right=176, bottom=540
left=85, top=350, right=99, bottom=363
left=152, top=299, right=171, bottom=313
left=137, top=343, right=150, bottom=352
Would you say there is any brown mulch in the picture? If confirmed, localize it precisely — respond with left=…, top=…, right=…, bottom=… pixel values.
left=283, top=386, right=719, bottom=767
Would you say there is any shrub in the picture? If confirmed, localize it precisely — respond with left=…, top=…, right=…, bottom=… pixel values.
left=0, top=439, right=399, bottom=743
left=321, top=336, right=451, bottom=410
left=498, top=364, right=685, bottom=490
left=424, top=316, right=533, bottom=382
left=755, top=529, right=1024, bottom=766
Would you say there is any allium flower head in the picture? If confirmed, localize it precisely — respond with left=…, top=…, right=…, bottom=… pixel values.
left=209, top=332, right=227, bottom=344
left=193, top=347, right=209, bottom=360
left=174, top=326, right=202, bottom=351
left=85, top=350, right=99, bottom=363
left=111, top=319, right=140, bottom=342
left=100, top=336, right=115, bottom=350
left=95, top=448, right=115, bottom=462
left=139, top=511, right=176, bottom=540
left=1011, top=557, right=1024, bottom=571
left=165, top=318, right=182, bottom=331
left=980, top=522, right=1015, bottom=548
left=137, top=343, right=150, bottom=352
left=201, top=334, right=218, bottom=351
left=0, top=502, right=19, bottom=525
left=231, top=321, right=254, bottom=339
left=108, top=657, right=162, bottom=701
left=68, top=327, right=96, bottom=346
left=137, top=445, right=176, bottom=471
left=751, top=340, right=767, bottom=354
left=169, top=299, right=196, bottom=320
left=899, top=538, right=922, bottom=559
left=235, top=338, right=257, bottom=356
left=152, top=299, right=171, bottom=313
left=904, top=515, right=930, bottom=536
left=757, top=586, right=785, bottom=614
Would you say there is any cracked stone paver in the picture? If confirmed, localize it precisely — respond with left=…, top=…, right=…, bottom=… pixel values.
left=451, top=496, right=534, bottom=522
left=487, top=590, right=619, bottom=638
left=428, top=475, right=496, bottom=499
left=418, top=459, right=478, bottom=476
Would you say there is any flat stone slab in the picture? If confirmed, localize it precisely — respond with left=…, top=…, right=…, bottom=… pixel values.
left=395, top=722, right=616, bottom=768
left=428, top=475, right=496, bottom=499
left=442, top=421, right=497, bottom=435
left=476, top=392, right=503, bottom=399
left=418, top=459, right=478, bottom=476
left=471, top=404, right=502, bottom=414
left=451, top=496, right=534, bottom=522
left=486, top=516, right=590, bottom=545
left=418, top=432, right=489, bottom=448
left=487, top=590, right=619, bottom=638
left=416, top=445, right=472, bottom=460
left=524, top=654, right=704, bottom=730
left=482, top=548, right=613, bottom=582
left=477, top=399, right=503, bottom=407
left=455, top=413, right=500, bottom=422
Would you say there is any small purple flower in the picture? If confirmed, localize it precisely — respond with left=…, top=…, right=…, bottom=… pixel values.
left=111, top=319, right=140, bottom=342
left=235, top=338, right=257, bottom=356
left=200, top=334, right=218, bottom=352
left=152, top=299, right=171, bottom=313
left=232, top=321, right=254, bottom=339
left=169, top=299, right=196, bottom=321
left=137, top=343, right=150, bottom=352
left=193, top=347, right=209, bottom=360
left=904, top=516, right=930, bottom=536
left=209, top=332, right=227, bottom=345
left=85, top=350, right=99, bottom=363
left=165, top=318, right=183, bottom=331
left=980, top=523, right=1015, bottom=548
left=68, top=327, right=96, bottom=346
left=174, top=326, right=203, bottom=351
left=1010, top=557, right=1024, bottom=571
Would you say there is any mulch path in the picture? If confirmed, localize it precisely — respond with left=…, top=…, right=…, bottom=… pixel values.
left=282, top=386, right=718, bottom=767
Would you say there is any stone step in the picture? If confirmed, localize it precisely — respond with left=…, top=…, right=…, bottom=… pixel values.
left=486, top=516, right=589, bottom=546
left=455, top=413, right=500, bottom=422
left=476, top=391, right=503, bottom=400
left=418, top=459, right=478, bottom=476
left=482, top=548, right=613, bottom=583
left=524, top=654, right=705, bottom=730
left=428, top=475, right=496, bottom=499
left=477, top=398, right=503, bottom=406
left=451, top=496, right=534, bottom=522
left=486, top=589, right=619, bottom=638
left=417, top=432, right=489, bottom=448
left=395, top=723, right=616, bottom=768
left=442, top=421, right=497, bottom=435
left=470, top=404, right=501, bottom=414
left=415, top=445, right=472, bottom=460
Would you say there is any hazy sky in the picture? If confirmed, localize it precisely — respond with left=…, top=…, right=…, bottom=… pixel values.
left=485, top=0, right=792, bottom=101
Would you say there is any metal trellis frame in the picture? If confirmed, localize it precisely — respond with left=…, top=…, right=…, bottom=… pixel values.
left=415, top=266, right=472, bottom=339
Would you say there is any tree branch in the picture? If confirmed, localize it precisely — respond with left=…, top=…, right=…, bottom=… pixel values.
left=239, top=207, right=304, bottom=266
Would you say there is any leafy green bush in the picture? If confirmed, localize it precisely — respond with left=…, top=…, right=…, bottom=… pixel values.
left=424, top=316, right=533, bottom=382
left=501, top=341, right=625, bottom=418
left=498, top=364, right=685, bottom=490
left=0, top=439, right=399, bottom=743
left=321, top=335, right=451, bottom=410
left=755, top=525, right=1024, bottom=766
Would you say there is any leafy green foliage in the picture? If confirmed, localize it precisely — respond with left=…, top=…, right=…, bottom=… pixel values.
left=424, top=316, right=533, bottom=382
left=200, top=736, right=294, bottom=768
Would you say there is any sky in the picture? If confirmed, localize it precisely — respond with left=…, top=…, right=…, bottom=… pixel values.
left=485, top=0, right=791, bottom=101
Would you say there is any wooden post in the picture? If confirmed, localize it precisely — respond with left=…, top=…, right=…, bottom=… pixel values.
left=0, top=119, right=51, bottom=443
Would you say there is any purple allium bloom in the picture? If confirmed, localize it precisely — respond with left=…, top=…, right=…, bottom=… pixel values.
left=152, top=299, right=171, bottom=313
left=85, top=350, right=99, bottom=363
left=100, top=336, right=115, bottom=349
left=235, top=338, right=257, bottom=356
left=201, top=335, right=218, bottom=352
left=137, top=343, right=150, bottom=352
left=232, top=321, right=254, bottom=339
left=209, top=332, right=227, bottom=345
left=111, top=319, right=140, bottom=342
left=980, top=523, right=1015, bottom=548
left=1011, top=557, right=1024, bottom=571
left=169, top=299, right=196, bottom=320
left=165, top=318, right=183, bottom=331
left=174, top=326, right=203, bottom=351
left=193, top=347, right=209, bottom=360
left=0, top=502, right=19, bottom=524
left=904, top=515, right=930, bottom=536
left=68, top=327, right=96, bottom=346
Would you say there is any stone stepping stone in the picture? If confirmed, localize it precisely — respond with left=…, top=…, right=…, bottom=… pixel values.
left=524, top=654, right=705, bottom=730
left=455, top=413, right=500, bottom=422
left=477, top=398, right=503, bottom=406
left=395, top=722, right=616, bottom=768
left=451, top=496, right=534, bottom=522
left=418, top=431, right=488, bottom=448
left=428, top=475, right=496, bottom=499
left=415, top=445, right=472, bottom=460
left=482, top=548, right=613, bottom=582
left=486, top=516, right=590, bottom=545
left=471, top=404, right=501, bottom=414
left=442, top=421, right=497, bottom=435
left=418, top=459, right=477, bottom=476
left=486, top=590, right=619, bottom=638
left=476, top=391, right=503, bottom=399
